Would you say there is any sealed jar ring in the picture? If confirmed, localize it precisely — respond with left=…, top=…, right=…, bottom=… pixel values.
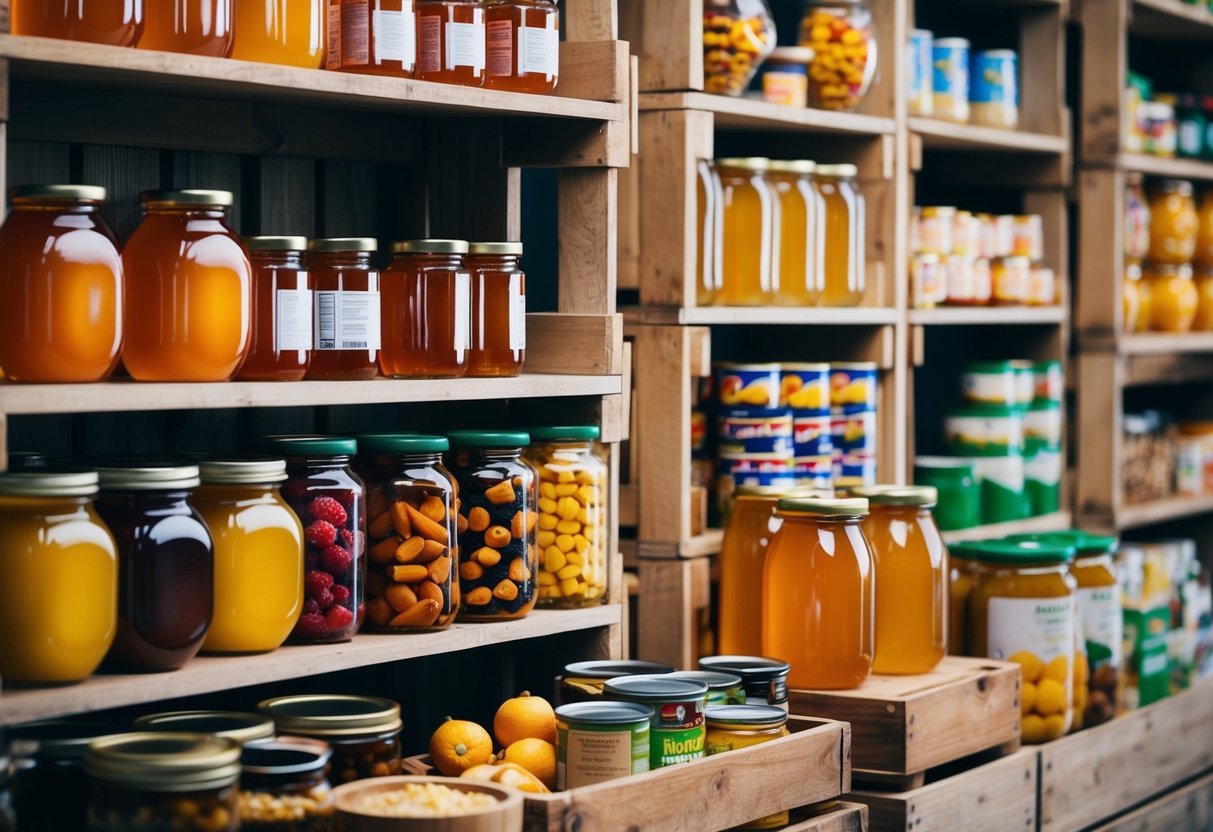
left=258, top=695, right=403, bottom=785
left=134, top=711, right=276, bottom=746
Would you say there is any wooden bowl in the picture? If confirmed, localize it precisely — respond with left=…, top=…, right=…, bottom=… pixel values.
left=333, top=775, right=524, bottom=832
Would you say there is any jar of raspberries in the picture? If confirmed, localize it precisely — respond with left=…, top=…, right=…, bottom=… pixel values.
left=258, top=436, right=366, bottom=644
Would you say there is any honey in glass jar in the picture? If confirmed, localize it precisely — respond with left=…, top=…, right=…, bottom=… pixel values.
left=1147, top=179, right=1198, bottom=265
left=416, top=1, right=486, bottom=86
left=715, top=157, right=778, bottom=306
left=232, top=0, right=325, bottom=67
left=466, top=241, right=525, bottom=377
left=767, top=160, right=823, bottom=306
left=0, top=185, right=123, bottom=383
left=1195, top=266, right=1213, bottom=331
left=139, top=0, right=234, bottom=56
left=306, top=238, right=381, bottom=381
left=485, top=0, right=559, bottom=93
left=1197, top=189, right=1213, bottom=268
left=122, top=189, right=252, bottom=382
left=696, top=160, right=724, bottom=305
left=815, top=164, right=865, bottom=307
left=1144, top=262, right=1198, bottom=333
left=238, top=236, right=312, bottom=382
left=329, top=0, right=417, bottom=76
left=12, top=0, right=143, bottom=45
left=380, top=239, right=470, bottom=379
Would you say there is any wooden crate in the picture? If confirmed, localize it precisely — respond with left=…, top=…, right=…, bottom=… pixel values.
left=789, top=657, right=1021, bottom=787
left=405, top=716, right=850, bottom=832
left=1039, top=678, right=1213, bottom=832
left=786, top=802, right=869, bottom=832
left=1091, top=770, right=1213, bottom=832
left=848, top=747, right=1037, bottom=832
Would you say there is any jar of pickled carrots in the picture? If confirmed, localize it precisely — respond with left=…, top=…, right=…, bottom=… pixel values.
left=696, top=160, right=724, bottom=306
left=0, top=185, right=123, bottom=383
left=853, top=486, right=946, bottom=674
left=768, top=160, right=823, bottom=307
left=237, top=236, right=312, bottom=382
left=139, top=0, right=234, bottom=56
left=762, top=496, right=874, bottom=690
left=485, top=0, right=559, bottom=93
left=328, top=0, right=417, bottom=76
left=232, top=0, right=325, bottom=67
left=94, top=461, right=213, bottom=673
left=815, top=164, right=865, bottom=307
left=1195, top=266, right=1213, bottom=331
left=381, top=240, right=471, bottom=379
left=969, top=539, right=1076, bottom=743
left=448, top=430, right=539, bottom=622
left=194, top=459, right=304, bottom=654
left=416, top=1, right=487, bottom=86
left=466, top=242, right=526, bottom=378
left=715, top=158, right=778, bottom=306
left=12, top=0, right=143, bottom=45
left=123, top=190, right=252, bottom=382
left=526, top=426, right=608, bottom=608
left=306, top=238, right=381, bottom=381
left=1148, top=179, right=1198, bottom=265
left=1144, top=262, right=1198, bottom=333
left=0, top=469, right=117, bottom=685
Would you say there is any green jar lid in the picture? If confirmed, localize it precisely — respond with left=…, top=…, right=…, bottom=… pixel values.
left=355, top=434, right=446, bottom=454
left=447, top=430, right=531, bottom=449
left=705, top=705, right=788, bottom=728
left=526, top=426, right=601, bottom=442
left=964, top=361, right=1014, bottom=373
left=849, top=485, right=938, bottom=506
left=603, top=674, right=709, bottom=702
left=554, top=702, right=654, bottom=726
left=968, top=539, right=1076, bottom=565
left=1035, top=360, right=1062, bottom=370
left=1005, top=531, right=1117, bottom=557
left=947, top=541, right=982, bottom=560
left=256, top=435, right=358, bottom=457
left=775, top=496, right=868, bottom=516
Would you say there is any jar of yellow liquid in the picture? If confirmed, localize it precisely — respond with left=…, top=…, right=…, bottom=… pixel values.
left=696, top=159, right=724, bottom=305
left=0, top=469, right=117, bottom=685
left=767, top=159, right=823, bottom=306
left=1144, top=262, right=1198, bottom=333
left=715, top=158, right=778, bottom=306
left=947, top=541, right=979, bottom=655
left=814, top=164, right=865, bottom=306
left=231, top=0, right=325, bottom=67
left=194, top=458, right=304, bottom=654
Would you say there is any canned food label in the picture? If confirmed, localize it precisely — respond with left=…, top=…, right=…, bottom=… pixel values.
left=971, top=52, right=1017, bottom=104
left=793, top=414, right=833, bottom=456
left=1024, top=446, right=1061, bottom=485
left=326, top=3, right=343, bottom=69
left=829, top=368, right=876, bottom=408
left=652, top=700, right=706, bottom=768
left=314, top=290, right=381, bottom=351
left=932, top=43, right=969, bottom=98
left=445, top=21, right=486, bottom=72
left=718, top=368, right=780, bottom=408
left=558, top=722, right=649, bottom=789
left=1078, top=587, right=1123, bottom=669
left=372, top=8, right=415, bottom=65
left=275, top=288, right=313, bottom=352
left=780, top=369, right=829, bottom=412
left=509, top=274, right=527, bottom=350
left=763, top=71, right=809, bottom=108
left=962, top=371, right=1015, bottom=405
left=520, top=24, right=559, bottom=76
left=987, top=596, right=1074, bottom=673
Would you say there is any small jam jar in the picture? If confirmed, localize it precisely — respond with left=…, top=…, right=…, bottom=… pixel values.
left=122, top=190, right=252, bottom=382
left=416, top=1, right=487, bottom=86
left=84, top=733, right=241, bottom=832
left=134, top=711, right=276, bottom=746
left=256, top=436, right=366, bottom=644
left=305, top=238, right=381, bottom=381
left=0, top=468, right=117, bottom=685
left=380, top=239, right=471, bottom=379
left=193, top=458, right=305, bottom=654
left=258, top=695, right=403, bottom=785
left=484, top=0, right=559, bottom=93
left=329, top=0, right=417, bottom=76
left=238, top=738, right=336, bottom=828
left=0, top=185, right=123, bottom=383
left=94, top=461, right=214, bottom=673
left=356, top=434, right=459, bottom=632
left=238, top=236, right=312, bottom=382
left=9, top=721, right=124, bottom=832
left=466, top=242, right=526, bottom=377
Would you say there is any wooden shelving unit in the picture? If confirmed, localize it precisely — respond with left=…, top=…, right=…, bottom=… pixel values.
left=940, top=510, right=1073, bottom=544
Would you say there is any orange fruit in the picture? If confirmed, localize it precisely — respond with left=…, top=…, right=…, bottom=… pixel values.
left=502, top=738, right=556, bottom=790
left=429, top=717, right=493, bottom=777
left=493, top=690, right=556, bottom=746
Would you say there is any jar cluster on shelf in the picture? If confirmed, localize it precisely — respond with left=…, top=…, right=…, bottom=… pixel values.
left=0, top=186, right=529, bottom=384
left=1125, top=72, right=1213, bottom=160
left=1123, top=411, right=1213, bottom=506
left=909, top=33, right=1019, bottom=130
left=0, top=428, right=608, bottom=688
left=10, top=0, right=559, bottom=93
left=910, top=206, right=1054, bottom=308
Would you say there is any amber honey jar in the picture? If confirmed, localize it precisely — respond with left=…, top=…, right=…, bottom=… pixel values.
left=232, top=0, right=325, bottom=67
left=139, top=0, right=234, bottom=56
left=485, top=0, right=559, bottom=93
left=306, top=238, right=382, bottom=381
left=466, top=241, right=525, bottom=377
left=0, top=185, right=123, bottom=383
left=815, top=164, right=866, bottom=307
left=122, top=189, right=252, bottom=382
left=416, top=1, right=487, bottom=86
left=237, top=236, right=312, bottom=382
left=381, top=239, right=471, bottom=379
left=328, top=0, right=417, bottom=75
left=12, top=0, right=143, bottom=45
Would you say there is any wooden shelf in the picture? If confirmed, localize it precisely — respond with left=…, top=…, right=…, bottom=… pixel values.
left=1117, top=494, right=1213, bottom=529
left=636, top=528, right=724, bottom=559
left=909, top=306, right=1066, bottom=326
left=1105, top=153, right=1213, bottom=181
left=940, top=511, right=1073, bottom=544
left=0, top=606, right=620, bottom=726
left=1131, top=0, right=1213, bottom=39
left=910, top=118, right=1069, bottom=154
left=640, top=92, right=896, bottom=136
left=1121, top=332, right=1213, bottom=355
left=624, top=306, right=900, bottom=327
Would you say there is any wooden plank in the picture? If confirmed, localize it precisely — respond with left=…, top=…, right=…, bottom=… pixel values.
left=320, top=159, right=378, bottom=238
left=171, top=150, right=245, bottom=231
left=1092, top=771, right=1213, bottom=832
left=785, top=803, right=869, bottom=832
left=1120, top=332, right=1213, bottom=355
left=563, top=0, right=619, bottom=42
left=525, top=313, right=622, bottom=376
left=636, top=528, right=724, bottom=559
left=558, top=168, right=619, bottom=314
left=618, top=0, right=699, bottom=93
left=79, top=145, right=161, bottom=243
left=637, top=558, right=701, bottom=669
left=907, top=306, right=1066, bottom=325
left=1020, top=5, right=1067, bottom=137
left=1079, top=0, right=1128, bottom=158
left=1124, top=353, right=1213, bottom=386
left=939, top=510, right=1073, bottom=544
left=642, top=92, right=896, bottom=137
left=910, top=118, right=1068, bottom=153
left=1130, top=0, right=1213, bottom=38
left=1076, top=168, right=1125, bottom=338
left=6, top=136, right=66, bottom=184
left=1116, top=494, right=1213, bottom=530
left=553, top=41, right=628, bottom=104
left=257, top=156, right=316, bottom=237
left=1075, top=352, right=1123, bottom=531
left=626, top=307, right=901, bottom=327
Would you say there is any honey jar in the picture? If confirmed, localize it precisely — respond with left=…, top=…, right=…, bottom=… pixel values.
left=306, top=238, right=382, bottom=380
left=238, top=236, right=312, bottom=382
left=484, top=0, right=559, bottom=93
left=11, top=0, right=143, bottom=45
left=416, top=1, right=487, bottom=86
left=232, top=0, right=325, bottom=67
left=381, top=239, right=471, bottom=379
left=466, top=242, right=526, bottom=377
left=139, top=0, right=234, bottom=56
left=328, top=0, right=417, bottom=76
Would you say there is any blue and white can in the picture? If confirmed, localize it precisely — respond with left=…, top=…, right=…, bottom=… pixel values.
left=971, top=49, right=1018, bottom=129
left=932, top=37, right=970, bottom=123
left=908, top=29, right=934, bottom=117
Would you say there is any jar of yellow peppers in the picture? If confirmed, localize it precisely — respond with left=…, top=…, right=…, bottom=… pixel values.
left=526, top=426, right=609, bottom=608
left=799, top=0, right=877, bottom=112
left=702, top=0, right=776, bottom=96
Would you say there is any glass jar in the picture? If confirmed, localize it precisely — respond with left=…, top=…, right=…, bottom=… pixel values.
left=816, top=164, right=865, bottom=306
left=1011, top=215, right=1044, bottom=263
left=704, top=705, right=790, bottom=830
left=696, top=159, right=724, bottom=305
left=715, top=158, right=778, bottom=306
left=1176, top=93, right=1206, bottom=159
left=238, top=236, right=312, bottom=382
left=718, top=486, right=782, bottom=657
left=123, top=190, right=251, bottom=382
left=258, top=695, right=403, bottom=785
left=762, top=497, right=874, bottom=690
left=1124, top=261, right=1151, bottom=333
left=329, top=0, right=416, bottom=76
left=194, top=458, right=304, bottom=654
left=1197, top=189, right=1213, bottom=269
left=1195, top=266, right=1213, bottom=331
left=232, top=0, right=324, bottom=67
left=799, top=0, right=876, bottom=112
left=945, top=542, right=978, bottom=656
left=698, top=656, right=790, bottom=710
left=0, top=469, right=117, bottom=685
left=356, top=434, right=459, bottom=631
left=9, top=721, right=123, bottom=832
left=12, top=0, right=143, bottom=44
left=415, top=1, right=486, bottom=86
left=447, top=430, right=539, bottom=621
left=305, top=238, right=381, bottom=381
left=1124, top=174, right=1151, bottom=263
left=702, top=0, right=776, bottom=96
left=969, top=539, right=1077, bottom=743
left=768, top=160, right=822, bottom=306
left=94, top=461, right=213, bottom=673
left=466, top=242, right=525, bottom=377
left=0, top=185, right=122, bottom=383
left=139, top=0, right=234, bottom=56
left=85, top=733, right=240, bottom=831
left=485, top=0, right=559, bottom=93
left=134, top=711, right=276, bottom=745
left=257, top=436, right=366, bottom=644
left=1144, top=262, right=1198, bottom=332
left=381, top=239, right=471, bottom=379
left=526, top=426, right=608, bottom=608
left=992, top=255, right=1031, bottom=306
left=1148, top=179, right=1198, bottom=265
left=239, top=738, right=335, bottom=829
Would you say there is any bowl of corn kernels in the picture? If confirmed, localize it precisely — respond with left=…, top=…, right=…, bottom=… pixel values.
left=333, top=776, right=523, bottom=831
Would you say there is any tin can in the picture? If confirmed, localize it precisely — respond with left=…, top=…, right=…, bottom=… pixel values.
left=971, top=49, right=1019, bottom=130
left=1011, top=360, right=1035, bottom=406
left=829, top=362, right=877, bottom=408
left=1028, top=265, right=1056, bottom=306
left=792, top=412, right=833, bottom=457
left=946, top=404, right=1024, bottom=453
left=908, top=29, right=934, bottom=117
left=717, top=363, right=781, bottom=408
left=832, top=405, right=877, bottom=455
left=932, top=38, right=970, bottom=123
left=699, top=655, right=791, bottom=710
left=952, top=210, right=980, bottom=258
left=718, top=436, right=795, bottom=456
left=779, top=363, right=830, bottom=413
left=792, top=456, right=833, bottom=490
left=1012, top=214, right=1044, bottom=262
left=917, top=206, right=955, bottom=256
left=668, top=670, right=744, bottom=706
left=1033, top=360, right=1063, bottom=403
left=718, top=408, right=794, bottom=444
left=704, top=705, right=791, bottom=830
left=603, top=675, right=709, bottom=769
left=555, top=701, right=653, bottom=788
left=992, top=255, right=1031, bottom=305
left=558, top=660, right=675, bottom=704
left=962, top=361, right=1016, bottom=406
left=1025, top=399, right=1062, bottom=446
left=691, top=410, right=708, bottom=456
left=834, top=454, right=877, bottom=489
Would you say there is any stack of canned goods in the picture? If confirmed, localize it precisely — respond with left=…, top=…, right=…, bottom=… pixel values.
left=828, top=363, right=879, bottom=491
left=908, top=30, right=1019, bottom=130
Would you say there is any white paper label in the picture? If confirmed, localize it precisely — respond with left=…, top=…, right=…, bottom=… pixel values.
left=314, top=290, right=381, bottom=351
left=987, top=595, right=1074, bottom=667
left=275, top=288, right=313, bottom=352
left=454, top=273, right=471, bottom=353
left=446, top=21, right=485, bottom=72
left=519, top=25, right=558, bottom=76
left=373, top=9, right=415, bottom=64
left=1078, top=586, right=1124, bottom=667
left=509, top=274, right=526, bottom=350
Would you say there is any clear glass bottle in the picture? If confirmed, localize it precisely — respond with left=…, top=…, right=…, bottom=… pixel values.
left=466, top=242, right=526, bottom=378
left=799, top=0, right=876, bottom=112
left=305, top=238, right=381, bottom=380
left=139, top=0, right=234, bottom=56
left=815, top=164, right=865, bottom=306
left=715, top=157, right=778, bottom=306
left=485, top=0, right=559, bottom=93
left=380, top=239, right=471, bottom=379
left=238, top=236, right=312, bottom=382
left=258, top=695, right=403, bottom=785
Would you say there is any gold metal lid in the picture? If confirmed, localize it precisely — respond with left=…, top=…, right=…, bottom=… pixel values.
left=468, top=241, right=524, bottom=255
left=309, top=237, right=378, bottom=253
left=96, top=462, right=201, bottom=491
left=9, top=184, right=107, bottom=202
left=134, top=711, right=276, bottom=745
left=140, top=189, right=234, bottom=208
left=245, top=235, right=309, bottom=252
left=0, top=468, right=99, bottom=497
left=775, top=496, right=868, bottom=516
left=259, top=695, right=403, bottom=738
left=199, top=457, right=288, bottom=485
left=715, top=157, right=771, bottom=171
left=734, top=485, right=831, bottom=499
left=849, top=485, right=938, bottom=506
left=84, top=733, right=241, bottom=792
left=391, top=239, right=470, bottom=254
left=815, top=164, right=859, bottom=178
left=767, top=159, right=817, bottom=175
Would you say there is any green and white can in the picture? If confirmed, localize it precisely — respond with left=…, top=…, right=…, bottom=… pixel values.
left=1011, top=360, right=1035, bottom=406
left=953, top=440, right=1026, bottom=524
left=555, top=701, right=652, bottom=789
left=1024, top=399, right=1062, bottom=447
left=961, top=361, right=1015, bottom=405
left=603, top=674, right=709, bottom=769
left=1024, top=437, right=1062, bottom=516
left=946, top=403, right=1024, bottom=454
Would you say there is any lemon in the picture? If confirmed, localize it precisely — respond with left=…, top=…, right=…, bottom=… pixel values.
left=1008, top=651, right=1044, bottom=684
left=1043, top=714, right=1068, bottom=740
left=1035, top=678, right=1067, bottom=716
left=1042, top=655, right=1070, bottom=683
left=1021, top=714, right=1048, bottom=744
left=1021, top=681, right=1037, bottom=715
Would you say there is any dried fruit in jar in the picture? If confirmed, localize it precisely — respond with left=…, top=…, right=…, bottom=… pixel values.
left=799, top=4, right=875, bottom=112
left=702, top=1, right=775, bottom=96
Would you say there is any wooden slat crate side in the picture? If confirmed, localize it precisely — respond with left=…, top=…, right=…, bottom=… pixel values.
left=785, top=803, right=869, bottom=832
left=1092, top=771, right=1213, bottom=832
left=1040, top=679, right=1213, bottom=832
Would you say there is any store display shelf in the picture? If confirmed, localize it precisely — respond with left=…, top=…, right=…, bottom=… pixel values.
left=1116, top=494, right=1213, bottom=530
left=624, top=306, right=900, bottom=327
left=940, top=511, right=1073, bottom=544
left=1131, top=0, right=1213, bottom=39
left=640, top=92, right=896, bottom=136
left=908, top=306, right=1066, bottom=326
left=0, top=606, right=620, bottom=727
left=1101, top=152, right=1213, bottom=181
left=1121, top=332, right=1213, bottom=355
left=910, top=118, right=1069, bottom=154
